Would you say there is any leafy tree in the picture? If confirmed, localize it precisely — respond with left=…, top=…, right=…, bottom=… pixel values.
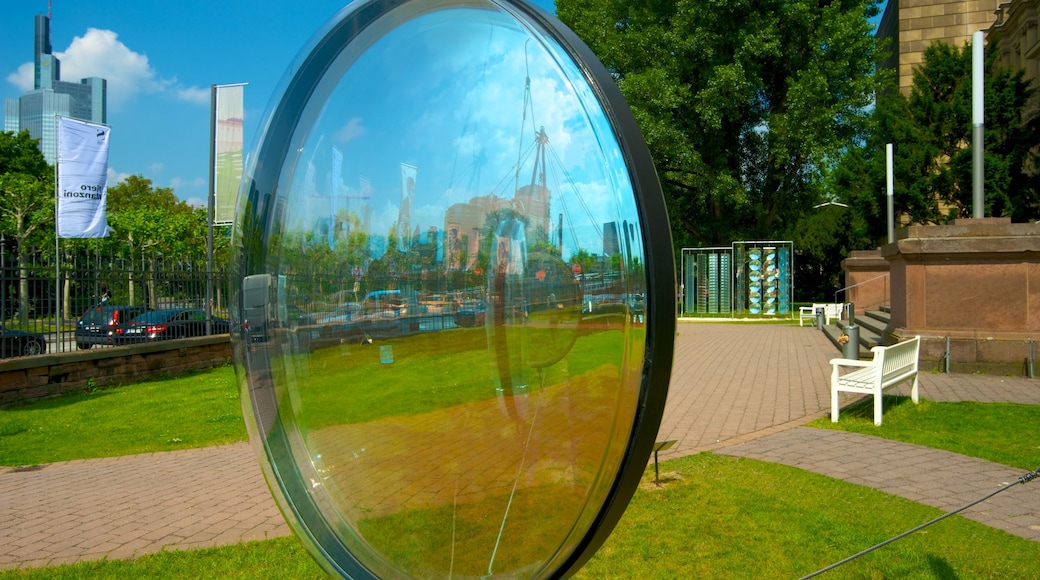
left=104, top=175, right=202, bottom=305
left=556, top=0, right=886, bottom=250
left=0, top=130, right=54, bottom=325
left=105, top=175, right=214, bottom=260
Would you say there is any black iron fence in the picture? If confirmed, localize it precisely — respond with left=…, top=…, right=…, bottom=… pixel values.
left=0, top=250, right=230, bottom=357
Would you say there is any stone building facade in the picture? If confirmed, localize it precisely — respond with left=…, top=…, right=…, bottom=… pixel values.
left=988, top=0, right=1040, bottom=122
left=877, top=0, right=1001, bottom=94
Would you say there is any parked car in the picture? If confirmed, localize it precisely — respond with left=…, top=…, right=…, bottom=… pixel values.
left=319, top=302, right=361, bottom=325
left=0, top=324, right=46, bottom=358
left=359, top=290, right=408, bottom=318
left=318, top=302, right=363, bottom=342
left=75, top=305, right=152, bottom=349
left=118, top=308, right=230, bottom=343
left=454, top=302, right=486, bottom=327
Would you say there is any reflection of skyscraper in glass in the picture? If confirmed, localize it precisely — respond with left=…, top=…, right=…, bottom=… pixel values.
left=444, top=194, right=513, bottom=271
left=603, top=221, right=620, bottom=256
left=398, top=163, right=417, bottom=251
left=4, top=14, right=107, bottom=165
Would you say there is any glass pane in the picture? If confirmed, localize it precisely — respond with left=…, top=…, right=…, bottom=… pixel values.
left=232, top=1, right=672, bottom=578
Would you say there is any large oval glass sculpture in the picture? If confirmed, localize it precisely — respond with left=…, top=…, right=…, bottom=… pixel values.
left=230, top=1, right=674, bottom=577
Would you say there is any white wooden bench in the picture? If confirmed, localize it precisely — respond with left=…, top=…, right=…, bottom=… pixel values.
left=830, top=335, right=920, bottom=426
left=800, top=303, right=845, bottom=327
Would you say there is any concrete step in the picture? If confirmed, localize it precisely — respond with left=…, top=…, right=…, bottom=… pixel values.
left=854, top=311, right=888, bottom=341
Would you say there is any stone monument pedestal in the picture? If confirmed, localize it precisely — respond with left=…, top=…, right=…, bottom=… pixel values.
left=841, top=249, right=889, bottom=317
left=882, top=218, right=1040, bottom=375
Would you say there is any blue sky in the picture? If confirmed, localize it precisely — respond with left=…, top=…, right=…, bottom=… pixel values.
left=1, top=0, right=557, bottom=208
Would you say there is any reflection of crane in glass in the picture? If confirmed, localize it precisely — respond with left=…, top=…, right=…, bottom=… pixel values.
left=493, top=46, right=602, bottom=259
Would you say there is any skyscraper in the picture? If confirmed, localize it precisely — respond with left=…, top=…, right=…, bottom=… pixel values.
left=4, top=14, right=107, bottom=165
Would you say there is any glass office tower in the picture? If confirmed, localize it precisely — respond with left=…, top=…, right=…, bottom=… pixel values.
left=4, top=14, right=107, bottom=165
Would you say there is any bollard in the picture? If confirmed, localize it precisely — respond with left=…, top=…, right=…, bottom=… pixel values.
left=816, top=307, right=824, bottom=330
left=842, top=325, right=860, bottom=359
left=847, top=302, right=855, bottom=326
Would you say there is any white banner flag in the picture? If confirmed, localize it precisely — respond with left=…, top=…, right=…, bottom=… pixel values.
left=57, top=116, right=110, bottom=238
left=213, top=84, right=245, bottom=225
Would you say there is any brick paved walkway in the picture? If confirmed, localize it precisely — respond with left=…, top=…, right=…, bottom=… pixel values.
left=1, top=322, right=1038, bottom=571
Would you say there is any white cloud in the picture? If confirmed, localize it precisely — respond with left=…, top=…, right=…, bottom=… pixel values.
left=148, top=162, right=165, bottom=175
left=170, top=176, right=206, bottom=190
left=108, top=167, right=132, bottom=185
left=176, top=85, right=210, bottom=105
left=55, top=28, right=169, bottom=110
left=5, top=28, right=210, bottom=110
left=6, top=63, right=33, bottom=91
left=333, top=117, right=366, bottom=144
left=184, top=196, right=206, bottom=209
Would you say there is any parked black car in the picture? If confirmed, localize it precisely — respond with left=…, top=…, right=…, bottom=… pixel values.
left=75, top=305, right=152, bottom=349
left=454, top=303, right=486, bottom=327
left=0, top=324, right=46, bottom=358
left=118, top=308, right=230, bottom=343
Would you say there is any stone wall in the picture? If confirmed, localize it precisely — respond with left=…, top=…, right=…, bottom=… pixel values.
left=0, top=336, right=232, bottom=406
left=842, top=249, right=891, bottom=315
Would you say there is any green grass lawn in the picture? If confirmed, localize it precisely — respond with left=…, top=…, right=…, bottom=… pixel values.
left=0, top=365, right=246, bottom=467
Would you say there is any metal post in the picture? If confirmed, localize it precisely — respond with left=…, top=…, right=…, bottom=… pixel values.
left=945, top=336, right=951, bottom=374
left=206, top=84, right=216, bottom=336
left=972, top=31, right=985, bottom=218
left=1030, top=339, right=1035, bottom=379
left=886, top=144, right=895, bottom=243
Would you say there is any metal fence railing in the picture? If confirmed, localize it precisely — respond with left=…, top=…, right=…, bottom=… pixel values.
left=0, top=250, right=230, bottom=358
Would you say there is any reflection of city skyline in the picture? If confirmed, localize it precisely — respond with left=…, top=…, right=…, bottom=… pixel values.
left=313, top=180, right=552, bottom=271
left=445, top=183, right=551, bottom=271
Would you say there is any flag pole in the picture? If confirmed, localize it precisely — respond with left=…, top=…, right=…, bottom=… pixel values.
left=206, top=85, right=216, bottom=336
left=54, top=114, right=61, bottom=354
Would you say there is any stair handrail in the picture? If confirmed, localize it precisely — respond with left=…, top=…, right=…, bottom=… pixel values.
left=834, top=273, right=889, bottom=310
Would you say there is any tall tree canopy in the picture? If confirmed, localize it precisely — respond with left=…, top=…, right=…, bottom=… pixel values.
left=556, top=0, right=886, bottom=248
left=105, top=174, right=208, bottom=261
left=833, top=39, right=1040, bottom=230
left=0, top=130, right=53, bottom=253
left=0, top=130, right=55, bottom=324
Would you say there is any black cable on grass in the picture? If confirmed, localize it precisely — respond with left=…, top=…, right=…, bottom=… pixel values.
left=800, top=465, right=1040, bottom=579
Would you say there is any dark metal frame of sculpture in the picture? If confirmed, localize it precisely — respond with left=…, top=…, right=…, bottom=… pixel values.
left=233, top=1, right=675, bottom=577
